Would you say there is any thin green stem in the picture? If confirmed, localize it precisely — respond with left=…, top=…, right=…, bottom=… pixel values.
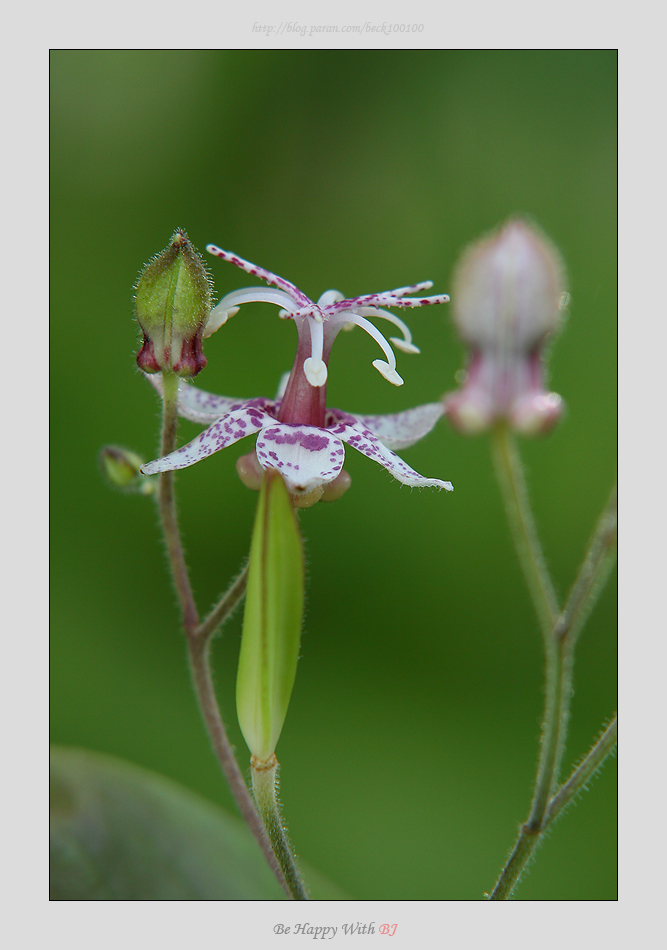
left=251, top=755, right=308, bottom=901
left=154, top=372, right=291, bottom=898
left=554, top=485, right=617, bottom=646
left=487, top=827, right=540, bottom=901
left=545, top=716, right=618, bottom=825
left=491, top=424, right=559, bottom=641
left=491, top=425, right=563, bottom=825
left=548, top=484, right=617, bottom=819
left=196, top=563, right=249, bottom=643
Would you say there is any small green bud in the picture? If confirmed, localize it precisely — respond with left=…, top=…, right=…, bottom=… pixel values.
left=135, top=229, right=213, bottom=378
left=237, top=470, right=305, bottom=762
left=99, top=446, right=155, bottom=495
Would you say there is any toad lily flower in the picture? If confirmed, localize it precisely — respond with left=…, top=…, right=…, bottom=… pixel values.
left=141, top=249, right=453, bottom=507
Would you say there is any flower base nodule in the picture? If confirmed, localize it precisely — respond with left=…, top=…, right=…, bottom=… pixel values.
left=236, top=449, right=351, bottom=507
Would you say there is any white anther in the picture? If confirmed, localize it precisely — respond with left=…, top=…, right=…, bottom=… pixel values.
left=372, top=360, right=404, bottom=386
left=355, top=307, right=418, bottom=353
left=303, top=358, right=328, bottom=387
left=203, top=306, right=240, bottom=338
left=317, top=290, right=345, bottom=307
left=390, top=338, right=421, bottom=354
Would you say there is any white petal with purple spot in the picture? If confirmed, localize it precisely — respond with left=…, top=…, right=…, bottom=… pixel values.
left=331, top=402, right=445, bottom=450
left=141, top=404, right=274, bottom=475
left=329, top=421, right=453, bottom=490
left=255, top=423, right=346, bottom=494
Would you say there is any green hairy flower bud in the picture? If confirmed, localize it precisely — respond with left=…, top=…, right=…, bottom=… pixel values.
left=135, top=229, right=213, bottom=378
left=236, top=470, right=305, bottom=762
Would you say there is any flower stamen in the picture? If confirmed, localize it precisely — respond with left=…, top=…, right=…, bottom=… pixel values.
left=205, top=246, right=450, bottom=393
left=302, top=316, right=327, bottom=387
left=355, top=307, right=421, bottom=354
left=334, top=311, right=404, bottom=386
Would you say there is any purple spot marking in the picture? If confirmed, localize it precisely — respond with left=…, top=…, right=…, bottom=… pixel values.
left=262, top=428, right=329, bottom=452
left=299, top=433, right=329, bottom=452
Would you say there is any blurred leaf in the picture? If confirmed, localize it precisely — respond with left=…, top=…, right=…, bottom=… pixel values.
left=50, top=746, right=345, bottom=900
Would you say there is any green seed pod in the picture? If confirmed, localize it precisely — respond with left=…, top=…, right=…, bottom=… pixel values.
left=237, top=469, right=305, bottom=762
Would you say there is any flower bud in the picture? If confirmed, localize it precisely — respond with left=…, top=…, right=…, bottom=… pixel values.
left=135, top=230, right=213, bottom=378
left=99, top=446, right=155, bottom=495
left=444, top=218, right=567, bottom=436
left=236, top=470, right=305, bottom=762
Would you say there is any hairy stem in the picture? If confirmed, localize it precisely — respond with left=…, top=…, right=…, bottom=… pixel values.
left=546, top=716, right=618, bottom=825
left=196, top=563, right=249, bottom=642
left=491, top=424, right=559, bottom=639
left=491, top=425, right=563, bottom=825
left=554, top=485, right=617, bottom=646
left=158, top=372, right=198, bottom=633
left=251, top=755, right=308, bottom=900
left=188, top=637, right=288, bottom=893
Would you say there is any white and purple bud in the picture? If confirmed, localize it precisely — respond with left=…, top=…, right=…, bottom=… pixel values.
left=444, top=219, right=567, bottom=436
left=135, top=230, right=213, bottom=378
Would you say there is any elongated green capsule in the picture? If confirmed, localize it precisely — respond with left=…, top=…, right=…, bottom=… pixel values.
left=237, top=469, right=305, bottom=762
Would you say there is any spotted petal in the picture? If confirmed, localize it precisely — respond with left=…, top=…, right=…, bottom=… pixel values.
left=326, top=402, right=444, bottom=451
left=327, top=421, right=453, bottom=490
left=141, top=402, right=274, bottom=475
left=255, top=423, right=345, bottom=494
left=143, top=373, right=272, bottom=425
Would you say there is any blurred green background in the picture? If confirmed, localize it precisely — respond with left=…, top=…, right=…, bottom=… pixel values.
left=51, top=50, right=616, bottom=900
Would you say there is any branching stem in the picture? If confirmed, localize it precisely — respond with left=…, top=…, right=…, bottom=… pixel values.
left=489, top=426, right=617, bottom=899
left=545, top=715, right=617, bottom=826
